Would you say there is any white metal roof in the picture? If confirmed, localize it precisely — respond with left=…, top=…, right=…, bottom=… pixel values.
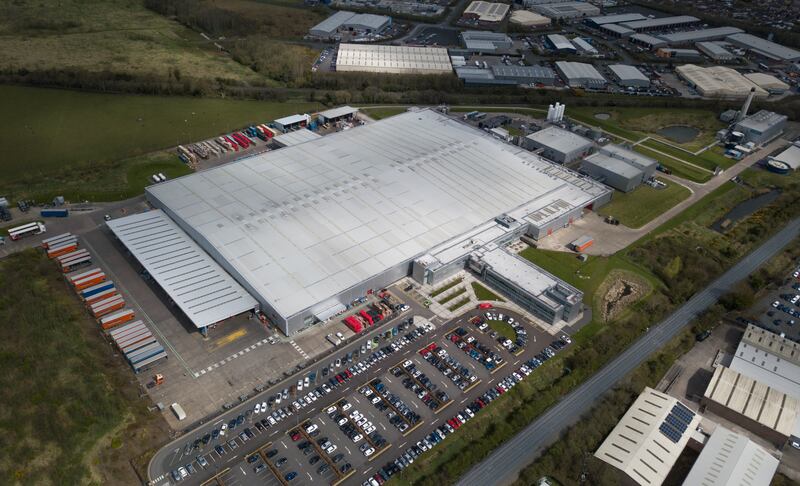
left=336, top=44, right=452, bottom=74
left=463, top=1, right=509, bottom=22
left=727, top=33, right=800, bottom=61
left=274, top=114, right=310, bottom=127
left=658, top=27, right=743, bottom=45
left=587, top=13, right=646, bottom=25
left=595, top=387, right=701, bottom=486
left=682, top=426, right=779, bottom=486
left=608, top=64, right=649, bottom=83
left=555, top=61, right=607, bottom=85
left=480, top=247, right=581, bottom=305
left=318, top=105, right=359, bottom=120
left=526, top=126, right=593, bottom=155
left=572, top=37, right=597, bottom=54
left=272, top=129, right=323, bottom=147
left=106, top=210, right=258, bottom=328
left=619, top=15, right=699, bottom=31
left=547, top=34, right=575, bottom=51
left=730, top=324, right=800, bottom=399
left=310, top=10, right=357, bottom=36
left=146, top=109, right=609, bottom=320
left=630, top=33, right=667, bottom=48
left=583, top=153, right=643, bottom=180
left=773, top=145, right=800, bottom=170
left=676, top=65, right=768, bottom=98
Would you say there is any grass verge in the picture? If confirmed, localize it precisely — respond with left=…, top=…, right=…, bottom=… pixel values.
left=486, top=320, right=515, bottom=341
left=633, top=145, right=712, bottom=183
left=430, top=278, right=464, bottom=298
left=597, top=180, right=692, bottom=229
left=448, top=297, right=471, bottom=312
left=0, top=249, right=167, bottom=484
left=438, top=287, right=467, bottom=305
left=471, top=282, right=505, bottom=302
left=362, top=107, right=409, bottom=120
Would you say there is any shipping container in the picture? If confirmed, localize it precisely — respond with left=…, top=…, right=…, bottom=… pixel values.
left=100, top=309, right=135, bottom=330
left=132, top=351, right=168, bottom=373
left=119, top=335, right=156, bottom=354
left=61, top=255, right=92, bottom=273
left=57, top=248, right=89, bottom=263
left=47, top=242, right=79, bottom=259
left=87, top=292, right=122, bottom=310
left=73, top=273, right=107, bottom=291
left=80, top=281, right=115, bottom=299
left=40, top=208, right=69, bottom=218
left=108, top=320, right=146, bottom=339
left=41, top=232, right=74, bottom=249
left=115, top=327, right=152, bottom=347
left=84, top=288, right=118, bottom=305
left=68, top=267, right=102, bottom=284
left=126, top=342, right=163, bottom=363
left=44, top=236, right=77, bottom=253
left=91, top=296, right=125, bottom=318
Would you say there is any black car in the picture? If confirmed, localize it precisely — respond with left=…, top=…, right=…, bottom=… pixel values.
left=275, top=457, right=288, bottom=468
left=309, top=455, right=321, bottom=465
left=340, top=463, right=352, bottom=473
left=318, top=464, right=329, bottom=474
left=247, top=455, right=259, bottom=463
left=332, top=453, right=344, bottom=463
left=266, top=448, right=278, bottom=458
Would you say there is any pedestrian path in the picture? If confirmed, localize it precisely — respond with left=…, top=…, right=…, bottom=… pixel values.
left=193, top=338, right=271, bottom=378
left=290, top=340, right=310, bottom=360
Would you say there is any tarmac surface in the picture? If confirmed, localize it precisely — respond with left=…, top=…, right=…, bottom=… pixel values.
left=456, top=216, right=800, bottom=486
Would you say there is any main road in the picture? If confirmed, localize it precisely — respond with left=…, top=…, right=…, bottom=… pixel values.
left=457, top=216, right=800, bottom=486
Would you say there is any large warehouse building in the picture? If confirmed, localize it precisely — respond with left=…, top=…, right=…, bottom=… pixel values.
left=726, top=33, right=800, bottom=62
left=137, top=109, right=610, bottom=334
left=335, top=44, right=452, bottom=74
left=683, top=426, right=779, bottom=486
left=608, top=64, right=649, bottom=88
left=581, top=144, right=657, bottom=192
left=309, top=11, right=391, bottom=38
left=734, top=110, right=788, bottom=145
left=460, top=30, right=513, bottom=53
left=675, top=64, right=768, bottom=99
left=531, top=1, right=599, bottom=20
left=524, top=126, right=593, bottom=164
left=462, top=1, right=509, bottom=23
left=555, top=61, right=607, bottom=88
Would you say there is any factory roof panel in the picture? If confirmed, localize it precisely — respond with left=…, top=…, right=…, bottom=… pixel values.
left=595, top=387, right=701, bottom=486
left=555, top=61, right=606, bottom=82
left=509, top=10, right=550, bottom=27
left=318, top=105, right=359, bottom=120
left=598, top=144, right=657, bottom=170
left=106, top=210, right=258, bottom=328
left=619, top=15, right=699, bottom=30
left=463, top=1, right=509, bottom=22
left=727, top=33, right=800, bottom=61
left=336, top=44, right=452, bottom=73
left=480, top=247, right=581, bottom=303
left=526, top=126, right=593, bottom=155
left=311, top=10, right=357, bottom=35
left=547, top=34, right=575, bottom=51
left=676, top=64, right=768, bottom=98
left=272, top=129, right=323, bottom=147
left=736, top=110, right=788, bottom=133
left=146, top=109, right=609, bottom=320
left=744, top=73, right=791, bottom=91
left=587, top=13, right=646, bottom=25
left=601, top=23, right=635, bottom=36
left=491, top=64, right=556, bottom=79
left=658, top=27, right=743, bottom=45
left=608, top=64, right=649, bottom=82
left=730, top=324, right=800, bottom=398
left=583, top=153, right=643, bottom=179
left=346, top=13, right=390, bottom=30
left=703, top=366, right=800, bottom=437
left=696, top=41, right=734, bottom=58
left=682, top=426, right=779, bottom=486
left=275, top=114, right=310, bottom=126
left=630, top=33, right=667, bottom=47
left=772, top=145, right=800, bottom=170
left=571, top=37, right=597, bottom=54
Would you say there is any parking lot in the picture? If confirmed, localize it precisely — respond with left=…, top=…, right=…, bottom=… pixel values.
left=151, top=304, right=565, bottom=485
left=748, top=264, right=800, bottom=342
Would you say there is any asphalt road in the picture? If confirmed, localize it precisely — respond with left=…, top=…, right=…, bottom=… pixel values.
left=457, top=216, right=800, bottom=486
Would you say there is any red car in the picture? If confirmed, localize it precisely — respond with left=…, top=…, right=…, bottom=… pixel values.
left=478, top=303, right=493, bottom=309
left=290, top=431, right=301, bottom=441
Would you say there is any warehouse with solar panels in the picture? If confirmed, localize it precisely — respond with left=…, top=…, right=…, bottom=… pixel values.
left=126, top=109, right=610, bottom=334
left=335, top=44, right=452, bottom=74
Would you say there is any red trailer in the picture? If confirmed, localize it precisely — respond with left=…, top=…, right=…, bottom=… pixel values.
left=100, top=309, right=135, bottom=330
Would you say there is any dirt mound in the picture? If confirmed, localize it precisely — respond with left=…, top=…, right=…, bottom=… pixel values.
left=598, top=270, right=651, bottom=322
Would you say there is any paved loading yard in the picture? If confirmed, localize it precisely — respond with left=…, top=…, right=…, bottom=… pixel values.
left=149, top=306, right=559, bottom=485
left=80, top=216, right=435, bottom=426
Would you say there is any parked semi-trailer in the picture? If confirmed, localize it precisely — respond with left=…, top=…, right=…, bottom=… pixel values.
left=46, top=242, right=78, bottom=259
left=119, top=334, right=156, bottom=354
left=80, top=281, right=115, bottom=299
left=61, top=255, right=92, bottom=273
left=84, top=287, right=118, bottom=305
left=40, top=208, right=69, bottom=218
left=133, top=351, right=167, bottom=373
left=73, top=272, right=106, bottom=291
left=57, top=248, right=89, bottom=263
left=68, top=267, right=102, bottom=284
left=90, top=295, right=125, bottom=318
left=126, top=342, right=163, bottom=364
left=41, top=232, right=74, bottom=249
left=109, top=321, right=146, bottom=341
left=100, top=309, right=135, bottom=330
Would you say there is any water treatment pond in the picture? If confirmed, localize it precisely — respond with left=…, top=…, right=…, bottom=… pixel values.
left=656, top=125, right=699, bottom=144
left=711, top=189, right=781, bottom=233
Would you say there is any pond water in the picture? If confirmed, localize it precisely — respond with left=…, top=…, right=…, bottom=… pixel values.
left=711, top=189, right=782, bottom=233
left=594, top=113, right=610, bottom=120
left=656, top=125, right=699, bottom=144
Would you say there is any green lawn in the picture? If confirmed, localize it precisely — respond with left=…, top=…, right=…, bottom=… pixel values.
left=633, top=145, right=712, bottom=183
left=598, top=180, right=691, bottom=229
left=641, top=139, right=734, bottom=171
left=438, top=286, right=467, bottom=304
left=430, top=277, right=464, bottom=297
left=471, top=282, right=505, bottom=302
left=0, top=85, right=320, bottom=202
left=448, top=297, right=471, bottom=311
left=486, top=320, right=515, bottom=340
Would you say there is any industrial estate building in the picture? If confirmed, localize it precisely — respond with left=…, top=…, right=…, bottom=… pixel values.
left=629, top=33, right=667, bottom=50
left=618, top=15, right=700, bottom=32
left=726, top=33, right=800, bottom=62
left=524, top=126, right=593, bottom=164
left=273, top=114, right=311, bottom=132
left=132, top=109, right=610, bottom=334
left=531, top=2, right=599, bottom=20
left=460, top=31, right=513, bottom=53
left=770, top=145, right=800, bottom=171
left=696, top=41, right=735, bottom=62
left=508, top=10, right=550, bottom=28
left=744, top=73, right=791, bottom=94
left=585, top=13, right=646, bottom=28
left=608, top=64, right=649, bottom=88
left=309, top=11, right=391, bottom=38
left=683, top=426, right=779, bottom=486
left=555, top=61, right=607, bottom=88
left=462, top=1, right=509, bottom=23
left=595, top=387, right=701, bottom=486
left=336, top=44, right=452, bottom=74
left=317, top=105, right=360, bottom=124
left=546, top=34, right=576, bottom=53
left=571, top=37, right=597, bottom=55
left=456, top=64, right=556, bottom=86
left=730, top=324, right=800, bottom=400
left=657, top=26, right=743, bottom=45
left=733, top=110, right=788, bottom=145
left=581, top=144, right=657, bottom=192
left=675, top=65, right=768, bottom=99
left=271, top=129, right=322, bottom=148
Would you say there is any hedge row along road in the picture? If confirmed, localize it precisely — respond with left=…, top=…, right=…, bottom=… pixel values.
left=457, top=216, right=800, bottom=486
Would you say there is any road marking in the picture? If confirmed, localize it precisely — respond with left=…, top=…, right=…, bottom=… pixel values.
left=307, top=472, right=313, bottom=480
left=354, top=397, right=361, bottom=404
left=399, top=441, right=407, bottom=449
left=319, top=418, right=326, bottom=425
left=411, top=401, right=418, bottom=409
left=345, top=446, right=352, bottom=455
left=460, top=397, right=469, bottom=404
left=380, top=423, right=386, bottom=430
left=240, top=466, right=246, bottom=475
left=364, top=467, right=373, bottom=475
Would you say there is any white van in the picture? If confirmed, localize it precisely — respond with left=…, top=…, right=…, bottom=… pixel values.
left=171, top=402, right=187, bottom=421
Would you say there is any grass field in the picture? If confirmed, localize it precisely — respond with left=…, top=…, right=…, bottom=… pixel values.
left=362, top=107, right=409, bottom=120
left=0, top=0, right=261, bottom=84
left=598, top=180, right=691, bottom=229
left=641, top=139, right=735, bottom=171
left=633, top=145, right=712, bottom=183
left=0, top=85, right=320, bottom=201
left=569, top=107, right=724, bottom=151
left=486, top=320, right=515, bottom=341
left=471, top=282, right=505, bottom=302
left=0, top=250, right=166, bottom=484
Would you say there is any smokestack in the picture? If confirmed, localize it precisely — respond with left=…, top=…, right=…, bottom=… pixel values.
left=737, top=87, right=756, bottom=123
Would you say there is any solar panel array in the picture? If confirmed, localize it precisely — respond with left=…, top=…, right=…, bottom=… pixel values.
left=659, top=403, right=695, bottom=443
